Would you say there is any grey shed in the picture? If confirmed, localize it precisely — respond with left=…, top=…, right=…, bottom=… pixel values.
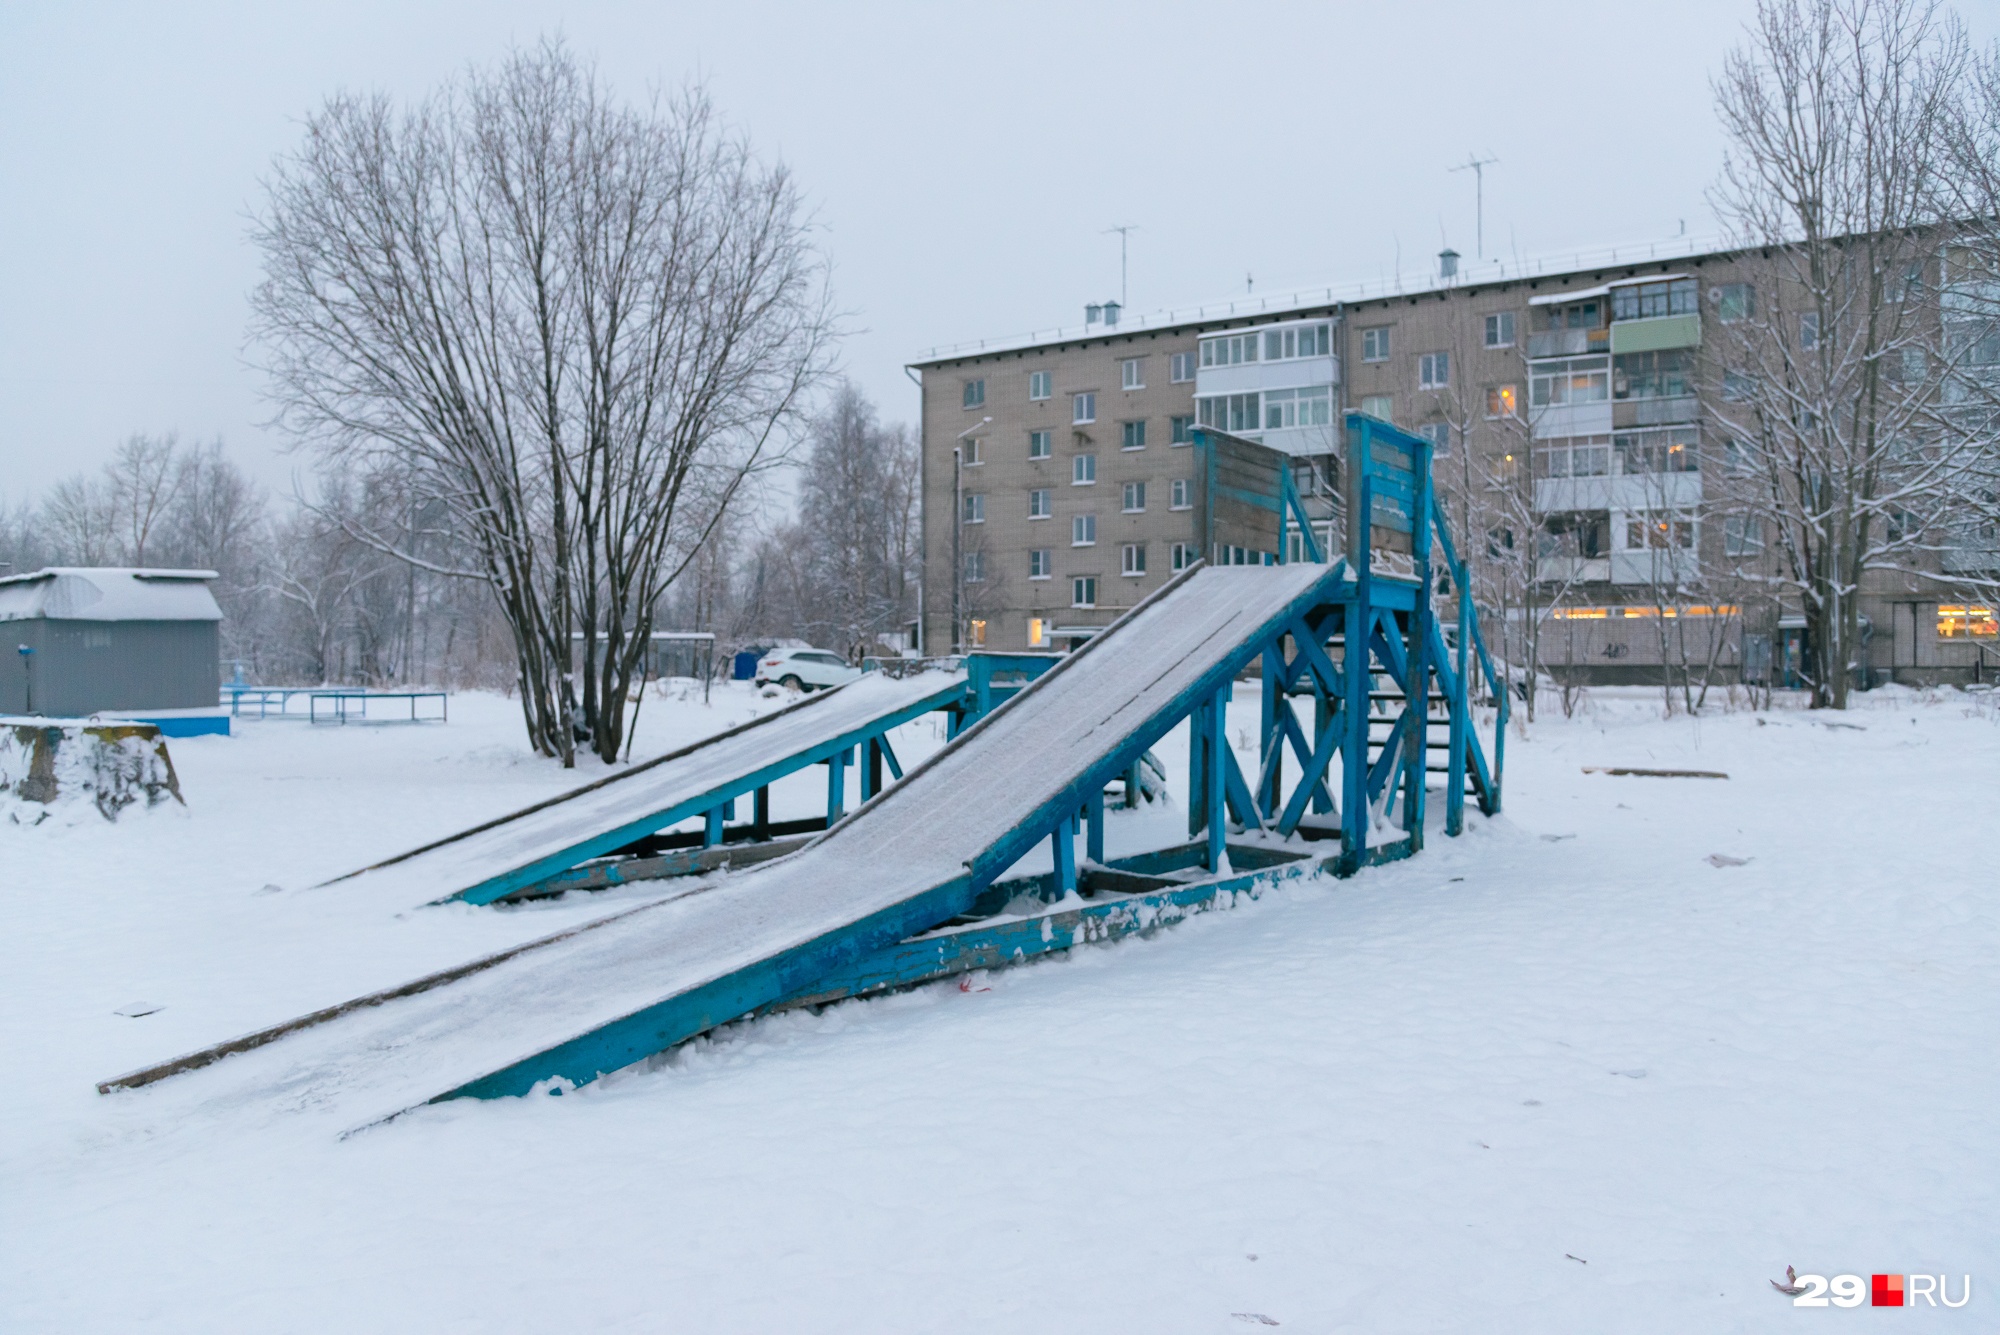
left=0, top=568, right=222, bottom=717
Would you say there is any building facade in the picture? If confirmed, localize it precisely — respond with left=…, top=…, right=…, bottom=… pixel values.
left=911, top=240, right=1999, bottom=686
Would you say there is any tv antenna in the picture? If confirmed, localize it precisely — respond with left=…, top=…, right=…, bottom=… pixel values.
left=1450, top=153, right=1499, bottom=259
left=1103, top=224, right=1141, bottom=308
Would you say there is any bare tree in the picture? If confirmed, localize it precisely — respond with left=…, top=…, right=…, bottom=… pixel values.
left=1709, top=0, right=1982, bottom=707
left=250, top=40, right=836, bottom=764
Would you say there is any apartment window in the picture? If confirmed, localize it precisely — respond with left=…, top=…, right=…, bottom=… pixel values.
left=1262, top=322, right=1333, bottom=360
left=1170, top=542, right=1195, bottom=571
left=1723, top=515, right=1765, bottom=556
left=1121, top=543, right=1147, bottom=576
left=962, top=437, right=983, bottom=466
left=1029, top=370, right=1052, bottom=400
left=1262, top=385, right=1333, bottom=430
left=1169, top=351, right=1197, bottom=382
left=1544, top=300, right=1602, bottom=331
left=1196, top=392, right=1262, bottom=433
left=1625, top=512, right=1696, bottom=550
left=1360, top=394, right=1393, bottom=421
left=1028, top=488, right=1051, bottom=519
left=1029, top=429, right=1052, bottom=459
left=1029, top=549, right=1052, bottom=579
left=1486, top=384, right=1520, bottom=418
left=963, top=550, right=985, bottom=582
left=1028, top=617, right=1048, bottom=647
left=1800, top=313, right=1820, bottom=351
left=1716, top=283, right=1755, bottom=323
left=1613, top=349, right=1694, bottom=400
left=1121, top=419, right=1147, bottom=450
left=1611, top=278, right=1697, bottom=321
left=1614, top=427, right=1699, bottom=474
left=962, top=493, right=984, bottom=523
left=1723, top=439, right=1757, bottom=475
left=1418, top=421, right=1451, bottom=456
left=1073, top=392, right=1096, bottom=424
left=1937, top=605, right=1998, bottom=638
left=1122, top=481, right=1146, bottom=512
left=1072, top=576, right=1098, bottom=609
left=1418, top=351, right=1450, bottom=389
left=962, top=379, right=985, bottom=409
left=1540, top=511, right=1608, bottom=559
left=1534, top=434, right=1611, bottom=478
left=1121, top=358, right=1144, bottom=390
left=1484, top=311, right=1516, bottom=348
left=967, top=619, right=986, bottom=647
left=1529, top=355, right=1609, bottom=408
left=1072, top=513, right=1097, bottom=545
left=1073, top=454, right=1096, bottom=485
left=1361, top=327, right=1391, bottom=362
left=1199, top=332, right=1261, bottom=367
left=1170, top=478, right=1192, bottom=510
left=1722, top=371, right=1757, bottom=403
left=1170, top=414, right=1194, bottom=445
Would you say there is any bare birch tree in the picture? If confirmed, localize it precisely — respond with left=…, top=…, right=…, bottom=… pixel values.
left=250, top=40, right=835, bottom=764
left=1708, top=0, right=1980, bottom=707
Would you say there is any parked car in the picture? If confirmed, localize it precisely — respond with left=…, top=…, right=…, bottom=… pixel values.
left=755, top=647, right=863, bottom=692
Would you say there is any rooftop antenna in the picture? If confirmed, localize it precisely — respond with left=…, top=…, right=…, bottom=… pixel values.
left=1245, top=271, right=1254, bottom=294
left=1450, top=153, right=1499, bottom=259
left=1103, top=224, right=1140, bottom=309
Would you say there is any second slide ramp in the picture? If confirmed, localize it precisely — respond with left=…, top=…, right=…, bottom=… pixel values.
left=126, top=565, right=1339, bottom=1130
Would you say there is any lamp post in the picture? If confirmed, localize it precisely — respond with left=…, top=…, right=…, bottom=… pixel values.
left=952, top=416, right=991, bottom=653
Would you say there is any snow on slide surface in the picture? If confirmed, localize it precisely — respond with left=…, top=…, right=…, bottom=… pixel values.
left=329, top=669, right=963, bottom=905
left=122, top=565, right=1333, bottom=1129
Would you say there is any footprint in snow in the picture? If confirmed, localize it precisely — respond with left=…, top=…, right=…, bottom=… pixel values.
left=1705, top=853, right=1751, bottom=867
left=1609, top=1068, right=1647, bottom=1079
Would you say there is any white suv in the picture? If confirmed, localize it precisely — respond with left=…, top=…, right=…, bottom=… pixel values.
left=755, top=647, right=863, bottom=692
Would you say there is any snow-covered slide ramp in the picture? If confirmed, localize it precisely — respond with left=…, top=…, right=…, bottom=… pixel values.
left=322, top=670, right=967, bottom=906
left=107, top=564, right=1346, bottom=1132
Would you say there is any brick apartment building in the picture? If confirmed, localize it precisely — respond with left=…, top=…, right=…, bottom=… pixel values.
left=908, top=237, right=1999, bottom=686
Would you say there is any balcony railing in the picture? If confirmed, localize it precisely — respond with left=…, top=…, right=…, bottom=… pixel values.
left=1527, top=328, right=1610, bottom=359
left=1629, top=396, right=1700, bottom=426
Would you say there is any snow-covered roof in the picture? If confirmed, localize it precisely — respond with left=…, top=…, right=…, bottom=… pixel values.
left=0, top=568, right=222, bottom=622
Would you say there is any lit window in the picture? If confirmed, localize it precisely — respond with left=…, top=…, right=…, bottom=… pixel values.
left=1073, top=454, right=1096, bottom=485
left=1029, top=549, right=1052, bottom=579
left=1937, top=606, right=1997, bottom=637
left=1624, top=512, right=1696, bottom=550
left=1073, top=392, right=1097, bottom=424
left=962, top=379, right=985, bottom=409
left=1122, top=543, right=1147, bottom=576
left=967, top=619, right=987, bottom=647
left=1072, top=514, right=1096, bottom=546
left=1029, top=429, right=1051, bottom=459
left=1419, top=351, right=1450, bottom=389
left=1716, top=284, right=1755, bottom=322
left=1529, top=355, right=1609, bottom=408
left=1122, top=358, right=1144, bottom=390
left=961, top=493, right=984, bottom=523
left=1170, top=542, right=1194, bottom=571
left=1028, top=617, right=1047, bottom=647
left=1029, top=370, right=1052, bottom=400
left=1122, top=481, right=1146, bottom=512
left=1028, top=488, right=1050, bottom=519
left=1170, top=414, right=1194, bottom=445
left=1170, top=478, right=1191, bottom=510
left=1614, top=427, right=1699, bottom=474
left=1169, top=352, right=1196, bottom=383
left=1361, top=327, right=1391, bottom=362
left=1360, top=394, right=1393, bottom=421
left=1486, top=384, right=1519, bottom=418
left=1484, top=311, right=1516, bottom=348
left=1121, top=420, right=1147, bottom=450
left=1072, top=576, right=1097, bottom=609
left=963, top=550, right=985, bottom=582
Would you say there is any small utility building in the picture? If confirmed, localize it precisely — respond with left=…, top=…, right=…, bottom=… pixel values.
left=0, top=568, right=222, bottom=718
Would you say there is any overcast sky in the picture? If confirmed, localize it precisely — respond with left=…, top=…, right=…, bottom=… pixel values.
left=3, top=1, right=1991, bottom=503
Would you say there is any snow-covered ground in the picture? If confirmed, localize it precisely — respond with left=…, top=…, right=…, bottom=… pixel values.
left=3, top=682, right=1995, bottom=1331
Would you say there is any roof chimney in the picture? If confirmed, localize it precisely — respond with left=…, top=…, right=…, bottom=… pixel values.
left=1085, top=303, right=1103, bottom=325
left=1101, top=300, right=1121, bottom=327
left=1438, top=248, right=1460, bottom=280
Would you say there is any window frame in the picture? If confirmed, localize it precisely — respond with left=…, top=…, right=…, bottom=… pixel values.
left=1484, top=311, right=1516, bottom=348
left=1072, top=513, right=1097, bottom=546
left=1121, top=543, right=1147, bottom=577
left=1029, top=549, right=1052, bottom=580
left=1170, top=478, right=1192, bottom=511
left=1169, top=351, right=1196, bottom=383
left=1122, top=480, right=1146, bottom=513
left=1418, top=351, right=1451, bottom=390
left=961, top=493, right=984, bottom=524
left=1121, top=358, right=1145, bottom=391
left=1120, top=419, right=1147, bottom=450
left=1360, top=327, right=1391, bottom=362
left=962, top=549, right=985, bottom=583
left=962, top=378, right=986, bottom=410
left=1028, top=429, right=1052, bottom=460
left=1486, top=384, right=1520, bottom=419
left=1170, top=541, right=1194, bottom=571
left=1072, top=453, right=1096, bottom=485
left=1028, top=370, right=1052, bottom=401
left=1170, top=414, right=1194, bottom=446
left=1073, top=392, right=1097, bottom=424
left=1071, top=576, right=1098, bottom=609
left=1028, top=488, right=1051, bottom=520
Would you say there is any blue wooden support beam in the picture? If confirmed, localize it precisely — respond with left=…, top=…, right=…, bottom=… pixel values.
left=704, top=806, right=725, bottom=848
left=1085, top=789, right=1105, bottom=864
left=1447, top=590, right=1470, bottom=837
left=1405, top=433, right=1435, bottom=849
left=1205, top=684, right=1227, bottom=871
left=826, top=747, right=848, bottom=824
left=1053, top=817, right=1077, bottom=897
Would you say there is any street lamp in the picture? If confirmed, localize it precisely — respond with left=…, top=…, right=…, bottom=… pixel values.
left=953, top=416, right=990, bottom=654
